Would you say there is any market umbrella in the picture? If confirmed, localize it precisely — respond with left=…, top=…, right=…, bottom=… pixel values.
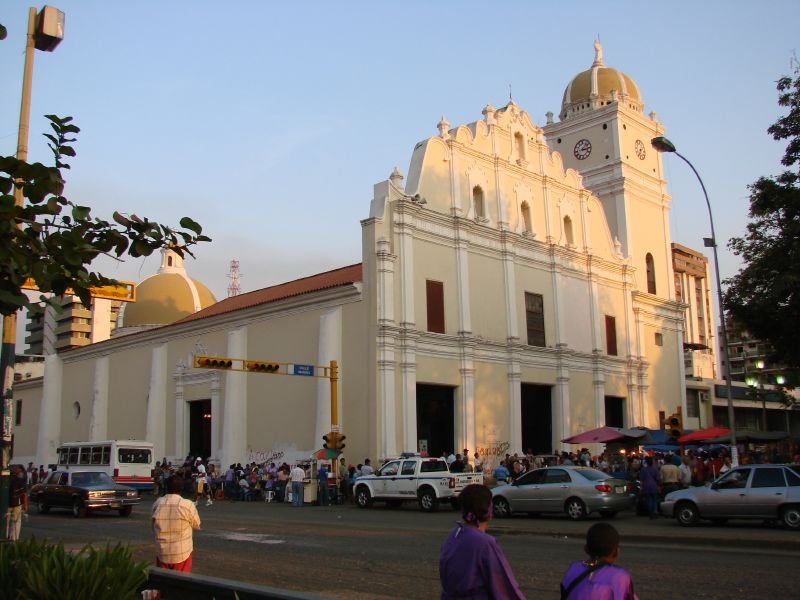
left=707, top=429, right=789, bottom=444
left=562, top=426, right=627, bottom=444
left=677, top=427, right=730, bottom=444
left=313, top=448, right=339, bottom=460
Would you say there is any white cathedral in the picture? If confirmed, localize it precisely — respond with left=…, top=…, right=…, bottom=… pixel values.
left=13, top=42, right=691, bottom=469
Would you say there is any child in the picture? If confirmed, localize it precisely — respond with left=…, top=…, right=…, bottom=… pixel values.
left=560, top=523, right=637, bottom=600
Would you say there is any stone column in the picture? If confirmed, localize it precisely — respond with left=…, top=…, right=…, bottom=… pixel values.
left=174, top=372, right=185, bottom=459
left=507, top=365, right=521, bottom=454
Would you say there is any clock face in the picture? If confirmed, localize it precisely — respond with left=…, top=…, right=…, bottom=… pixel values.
left=573, top=139, right=592, bottom=160
left=635, top=139, right=646, bottom=160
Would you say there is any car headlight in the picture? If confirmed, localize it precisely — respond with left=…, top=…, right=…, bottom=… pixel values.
left=88, top=491, right=102, bottom=498
left=126, top=491, right=137, bottom=498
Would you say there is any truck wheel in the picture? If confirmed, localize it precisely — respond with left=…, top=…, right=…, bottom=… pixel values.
left=355, top=486, right=373, bottom=508
left=72, top=499, right=87, bottom=518
left=418, top=489, right=439, bottom=513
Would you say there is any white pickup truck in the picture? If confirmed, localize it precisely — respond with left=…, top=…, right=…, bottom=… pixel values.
left=353, top=455, right=484, bottom=512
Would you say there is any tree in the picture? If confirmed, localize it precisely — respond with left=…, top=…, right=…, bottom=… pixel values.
left=724, top=65, right=800, bottom=377
left=0, top=115, right=210, bottom=316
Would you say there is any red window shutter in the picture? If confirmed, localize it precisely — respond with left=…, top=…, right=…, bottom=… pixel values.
left=426, top=280, right=445, bottom=333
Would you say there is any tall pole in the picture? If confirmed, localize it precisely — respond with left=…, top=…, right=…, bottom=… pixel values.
left=1, top=6, right=38, bottom=532
left=652, top=137, right=739, bottom=466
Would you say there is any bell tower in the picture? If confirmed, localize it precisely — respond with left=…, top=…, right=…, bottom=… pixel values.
left=543, top=41, right=674, bottom=301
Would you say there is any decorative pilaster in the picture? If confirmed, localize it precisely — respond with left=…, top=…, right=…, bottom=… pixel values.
left=174, top=373, right=185, bottom=458
left=145, top=344, right=168, bottom=459
left=507, top=365, right=522, bottom=453
left=398, top=332, right=418, bottom=458
left=89, top=355, right=109, bottom=441
left=221, top=327, right=247, bottom=467
left=36, top=353, right=62, bottom=466
left=555, top=365, right=571, bottom=449
left=316, top=307, right=343, bottom=446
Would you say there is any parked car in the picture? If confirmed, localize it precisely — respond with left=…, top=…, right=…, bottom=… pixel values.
left=30, top=470, right=141, bottom=518
left=491, top=466, right=634, bottom=520
left=660, top=464, right=800, bottom=529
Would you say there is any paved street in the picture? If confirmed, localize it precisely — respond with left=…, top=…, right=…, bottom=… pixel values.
left=20, top=496, right=800, bottom=599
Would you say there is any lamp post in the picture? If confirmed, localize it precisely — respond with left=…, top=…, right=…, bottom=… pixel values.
left=1, top=5, right=65, bottom=536
left=651, top=136, right=739, bottom=466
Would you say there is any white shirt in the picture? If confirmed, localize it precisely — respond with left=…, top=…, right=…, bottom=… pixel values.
left=290, top=466, right=306, bottom=482
left=360, top=464, right=374, bottom=477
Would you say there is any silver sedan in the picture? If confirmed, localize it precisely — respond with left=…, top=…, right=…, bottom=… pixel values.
left=491, top=466, right=633, bottom=520
left=660, top=464, right=800, bottom=528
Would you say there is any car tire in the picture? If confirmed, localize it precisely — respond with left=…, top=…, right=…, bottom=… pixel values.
left=355, top=486, right=373, bottom=509
left=37, top=501, right=50, bottom=515
left=418, top=489, right=439, bottom=513
left=781, top=505, right=800, bottom=530
left=675, top=502, right=699, bottom=526
left=565, top=498, right=587, bottom=521
left=119, top=505, right=133, bottom=517
left=599, top=511, right=618, bottom=519
left=493, top=497, right=511, bottom=518
left=72, top=499, right=87, bottom=518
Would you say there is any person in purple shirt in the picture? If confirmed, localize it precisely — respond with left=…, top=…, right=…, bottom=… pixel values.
left=638, top=456, right=661, bottom=519
left=560, top=523, right=637, bottom=600
left=439, top=484, right=525, bottom=600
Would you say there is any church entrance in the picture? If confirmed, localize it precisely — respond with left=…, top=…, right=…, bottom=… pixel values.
left=188, top=399, right=211, bottom=460
left=416, top=384, right=455, bottom=458
left=521, top=384, right=552, bottom=455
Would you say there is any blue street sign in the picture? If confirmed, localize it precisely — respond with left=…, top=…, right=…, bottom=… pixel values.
left=291, top=364, right=314, bottom=376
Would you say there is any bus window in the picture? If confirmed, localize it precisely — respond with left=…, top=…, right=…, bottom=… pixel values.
left=102, top=445, right=111, bottom=465
left=91, top=446, right=103, bottom=465
left=119, top=448, right=152, bottom=464
left=79, top=448, right=91, bottom=465
left=68, top=447, right=79, bottom=465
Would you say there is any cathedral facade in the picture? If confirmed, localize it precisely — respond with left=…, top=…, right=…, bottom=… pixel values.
left=12, top=42, right=687, bottom=469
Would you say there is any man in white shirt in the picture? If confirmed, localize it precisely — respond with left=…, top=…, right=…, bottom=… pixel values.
left=290, top=464, right=306, bottom=507
left=360, top=459, right=375, bottom=477
left=152, top=475, right=201, bottom=572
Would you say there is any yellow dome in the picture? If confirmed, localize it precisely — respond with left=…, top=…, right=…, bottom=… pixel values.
left=560, top=41, right=642, bottom=121
left=121, top=249, right=217, bottom=328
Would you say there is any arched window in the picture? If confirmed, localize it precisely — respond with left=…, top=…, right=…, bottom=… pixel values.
left=521, top=201, right=532, bottom=233
left=473, top=186, right=485, bottom=219
left=563, top=216, right=574, bottom=246
left=167, top=256, right=173, bottom=267
left=514, top=132, right=526, bottom=162
left=646, top=253, right=657, bottom=294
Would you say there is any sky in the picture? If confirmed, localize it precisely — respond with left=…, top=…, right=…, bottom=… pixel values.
left=1, top=1, right=798, bottom=347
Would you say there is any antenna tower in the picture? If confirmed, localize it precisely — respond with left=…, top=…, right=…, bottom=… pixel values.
left=227, top=260, right=241, bottom=297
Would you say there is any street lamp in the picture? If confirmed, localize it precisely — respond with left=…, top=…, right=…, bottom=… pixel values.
left=744, top=359, right=767, bottom=431
left=1, top=4, right=65, bottom=534
left=651, top=136, right=740, bottom=466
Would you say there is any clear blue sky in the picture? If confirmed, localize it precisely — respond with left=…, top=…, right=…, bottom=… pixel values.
left=2, top=1, right=797, bottom=313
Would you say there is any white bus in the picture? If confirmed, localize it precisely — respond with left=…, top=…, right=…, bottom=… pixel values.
left=56, top=440, right=154, bottom=491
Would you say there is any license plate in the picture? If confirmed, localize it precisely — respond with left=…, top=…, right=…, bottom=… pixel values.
left=110, top=502, right=121, bottom=509
left=615, top=487, right=625, bottom=494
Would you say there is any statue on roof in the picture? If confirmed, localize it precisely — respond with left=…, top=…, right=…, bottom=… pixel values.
left=593, top=39, right=604, bottom=66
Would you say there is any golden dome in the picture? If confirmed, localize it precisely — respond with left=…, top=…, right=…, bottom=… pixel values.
left=121, top=249, right=217, bottom=328
left=560, top=40, right=643, bottom=121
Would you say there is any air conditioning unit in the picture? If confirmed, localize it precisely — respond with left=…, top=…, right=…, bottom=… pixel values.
left=698, top=391, right=710, bottom=403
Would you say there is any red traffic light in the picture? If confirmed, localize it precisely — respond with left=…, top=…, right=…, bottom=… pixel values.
left=194, top=356, right=233, bottom=369
left=246, top=361, right=280, bottom=373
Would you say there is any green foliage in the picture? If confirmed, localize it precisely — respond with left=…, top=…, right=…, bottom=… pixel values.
left=0, top=115, right=211, bottom=316
left=724, top=64, right=800, bottom=375
left=0, top=538, right=148, bottom=600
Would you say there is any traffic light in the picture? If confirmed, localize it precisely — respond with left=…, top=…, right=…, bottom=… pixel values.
left=664, top=411, right=683, bottom=440
left=322, top=432, right=346, bottom=451
left=194, top=356, right=233, bottom=369
left=245, top=361, right=280, bottom=373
